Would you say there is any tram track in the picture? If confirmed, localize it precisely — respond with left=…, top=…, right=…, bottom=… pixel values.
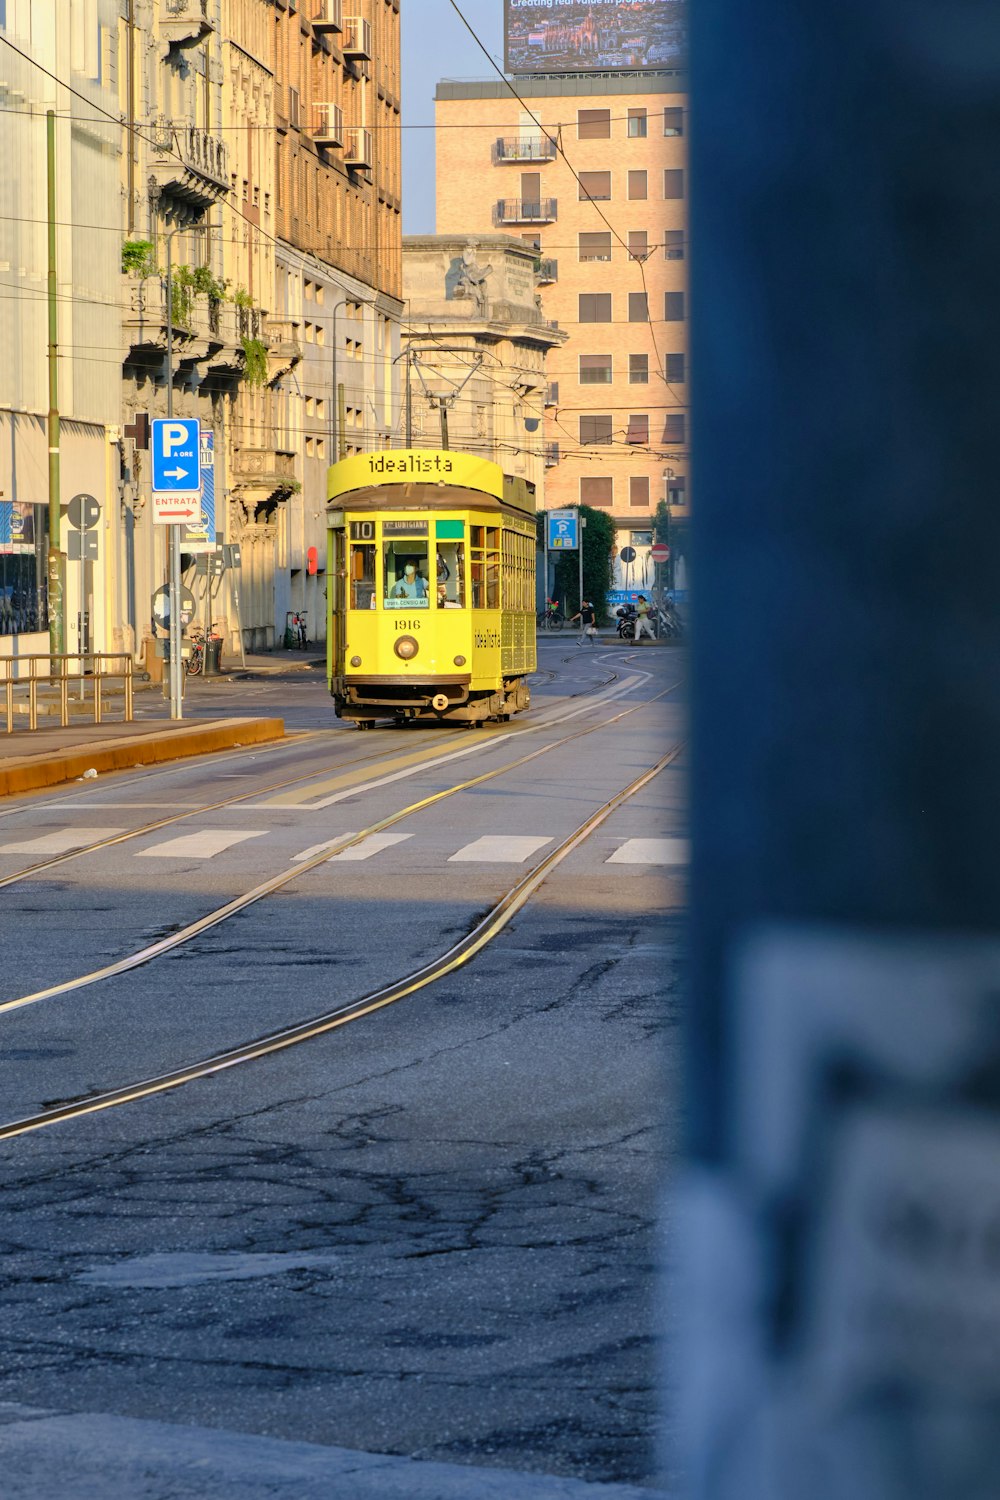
left=0, top=681, right=680, bottom=1024
left=0, top=738, right=684, bottom=1142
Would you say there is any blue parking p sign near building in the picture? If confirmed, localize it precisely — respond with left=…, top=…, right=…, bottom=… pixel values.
left=151, top=418, right=201, bottom=499
left=547, top=510, right=578, bottom=550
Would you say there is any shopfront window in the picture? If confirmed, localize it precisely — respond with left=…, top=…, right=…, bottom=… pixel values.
left=0, top=503, right=48, bottom=636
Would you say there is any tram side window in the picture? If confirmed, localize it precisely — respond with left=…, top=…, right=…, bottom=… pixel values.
left=384, top=540, right=430, bottom=606
left=469, top=526, right=501, bottom=608
left=350, top=543, right=376, bottom=610
left=435, top=541, right=465, bottom=607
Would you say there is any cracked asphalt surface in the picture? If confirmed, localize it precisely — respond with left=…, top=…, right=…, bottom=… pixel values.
left=0, top=650, right=684, bottom=1495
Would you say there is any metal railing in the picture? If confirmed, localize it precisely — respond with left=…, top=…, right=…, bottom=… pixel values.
left=2, top=654, right=134, bottom=734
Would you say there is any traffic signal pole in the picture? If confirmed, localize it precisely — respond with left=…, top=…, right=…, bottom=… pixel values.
left=682, top=3, right=1000, bottom=1496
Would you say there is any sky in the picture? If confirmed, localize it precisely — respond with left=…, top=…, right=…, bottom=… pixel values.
left=401, top=0, right=505, bottom=234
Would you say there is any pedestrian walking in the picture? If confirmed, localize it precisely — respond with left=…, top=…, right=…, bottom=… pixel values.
left=634, top=595, right=656, bottom=642
left=569, top=600, right=599, bottom=644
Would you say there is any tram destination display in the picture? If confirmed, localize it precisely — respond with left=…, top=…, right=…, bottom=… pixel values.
left=505, top=0, right=684, bottom=75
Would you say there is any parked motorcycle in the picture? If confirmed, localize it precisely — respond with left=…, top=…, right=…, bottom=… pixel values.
left=616, top=605, right=637, bottom=640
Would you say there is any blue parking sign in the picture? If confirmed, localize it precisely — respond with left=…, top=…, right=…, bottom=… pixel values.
left=151, top=418, right=201, bottom=496
left=547, top=511, right=578, bottom=550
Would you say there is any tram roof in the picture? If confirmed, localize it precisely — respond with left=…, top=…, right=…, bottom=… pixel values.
left=326, top=450, right=535, bottom=518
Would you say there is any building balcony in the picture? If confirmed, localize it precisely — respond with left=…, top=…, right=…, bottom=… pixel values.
left=492, top=135, right=557, bottom=164
left=311, top=0, right=343, bottom=32
left=544, top=441, right=560, bottom=467
left=313, top=102, right=344, bottom=149
left=230, top=446, right=297, bottom=494
left=535, top=257, right=558, bottom=285
left=344, top=126, right=373, bottom=169
left=266, top=318, right=303, bottom=380
left=149, top=121, right=230, bottom=210
left=159, top=0, right=213, bottom=46
left=493, top=198, right=557, bottom=227
left=342, top=16, right=372, bottom=60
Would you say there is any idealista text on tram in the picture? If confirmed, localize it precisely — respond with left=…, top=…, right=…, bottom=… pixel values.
left=364, top=453, right=456, bottom=476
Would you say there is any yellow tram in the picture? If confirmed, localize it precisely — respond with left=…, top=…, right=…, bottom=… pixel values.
left=326, top=449, right=537, bottom=727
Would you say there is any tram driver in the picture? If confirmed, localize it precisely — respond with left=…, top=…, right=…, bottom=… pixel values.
left=390, top=562, right=428, bottom=600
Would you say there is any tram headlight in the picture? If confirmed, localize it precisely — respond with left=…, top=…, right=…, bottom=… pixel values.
left=349, top=655, right=362, bottom=667
left=394, top=636, right=419, bottom=661
left=453, top=655, right=466, bottom=667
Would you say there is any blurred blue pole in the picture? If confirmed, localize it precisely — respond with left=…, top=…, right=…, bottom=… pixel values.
left=684, top=3, right=1000, bottom=1496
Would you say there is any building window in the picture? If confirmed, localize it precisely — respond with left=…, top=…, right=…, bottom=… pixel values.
left=666, top=353, right=686, bottom=383
left=522, top=231, right=541, bottom=252
left=664, top=414, right=687, bottom=445
left=579, top=354, right=612, bottom=384
left=580, top=414, right=613, bottom=445
left=664, top=292, right=685, bottom=320
left=630, top=354, right=649, bottom=384
left=630, top=476, right=650, bottom=508
left=578, top=108, right=611, bottom=139
left=628, top=291, right=649, bottom=322
left=581, top=476, right=613, bottom=507
left=668, top=476, right=687, bottom=507
left=665, top=230, right=684, bottom=260
left=664, top=106, right=684, bottom=136
left=664, top=169, right=685, bottom=199
left=579, top=231, right=612, bottom=261
left=627, top=108, right=647, bottom=138
left=579, top=293, right=612, bottom=323
left=628, top=170, right=647, bottom=201
left=628, top=230, right=649, bottom=261
left=626, top=414, right=649, bottom=446
left=579, top=171, right=611, bottom=202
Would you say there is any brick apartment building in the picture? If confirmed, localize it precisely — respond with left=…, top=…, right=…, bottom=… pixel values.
left=435, top=72, right=688, bottom=595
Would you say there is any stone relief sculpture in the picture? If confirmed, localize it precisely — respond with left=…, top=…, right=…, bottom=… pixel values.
left=453, top=240, right=493, bottom=315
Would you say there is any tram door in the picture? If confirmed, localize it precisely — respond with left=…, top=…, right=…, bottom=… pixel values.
left=327, top=522, right=346, bottom=676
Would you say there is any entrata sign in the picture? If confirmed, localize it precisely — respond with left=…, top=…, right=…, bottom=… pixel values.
left=151, top=491, right=200, bottom=526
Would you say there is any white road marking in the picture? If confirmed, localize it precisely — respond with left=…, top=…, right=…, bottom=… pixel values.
left=0, top=827, right=125, bottom=855
left=607, top=837, right=689, bottom=865
left=289, top=735, right=516, bottom=811
left=449, top=835, right=553, bottom=863
left=291, top=836, right=355, bottom=863
left=135, top=829, right=267, bottom=860
left=327, top=832, right=412, bottom=862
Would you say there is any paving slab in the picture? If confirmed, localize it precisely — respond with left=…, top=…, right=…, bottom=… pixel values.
left=0, top=717, right=285, bottom=797
left=0, top=1406, right=668, bottom=1500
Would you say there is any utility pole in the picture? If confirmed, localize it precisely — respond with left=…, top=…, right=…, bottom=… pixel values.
left=46, top=110, right=64, bottom=657
left=577, top=513, right=586, bottom=614
left=164, top=230, right=182, bottom=720
left=439, top=403, right=449, bottom=450
left=405, top=347, right=413, bottom=445
left=683, top=3, right=1000, bottom=1497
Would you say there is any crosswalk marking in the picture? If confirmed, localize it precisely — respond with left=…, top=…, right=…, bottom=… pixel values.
left=0, top=827, right=125, bottom=856
left=135, top=829, right=267, bottom=860
left=448, top=835, right=553, bottom=864
left=327, top=832, right=412, bottom=863
left=607, top=837, right=689, bottom=865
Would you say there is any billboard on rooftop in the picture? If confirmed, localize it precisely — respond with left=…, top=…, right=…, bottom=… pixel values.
left=504, top=0, right=684, bottom=76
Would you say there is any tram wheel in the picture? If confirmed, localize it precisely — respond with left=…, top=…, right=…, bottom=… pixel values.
left=355, top=719, right=373, bottom=731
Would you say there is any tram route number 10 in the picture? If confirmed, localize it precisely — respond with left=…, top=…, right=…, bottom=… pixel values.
left=349, top=521, right=376, bottom=540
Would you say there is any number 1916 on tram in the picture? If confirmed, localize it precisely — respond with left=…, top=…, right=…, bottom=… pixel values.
left=326, top=449, right=537, bottom=728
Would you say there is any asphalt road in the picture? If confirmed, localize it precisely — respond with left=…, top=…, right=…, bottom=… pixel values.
left=0, top=642, right=686, bottom=1496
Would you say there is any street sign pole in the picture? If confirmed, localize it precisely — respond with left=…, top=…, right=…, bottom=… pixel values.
left=578, top=512, right=586, bottom=616
left=165, top=234, right=182, bottom=721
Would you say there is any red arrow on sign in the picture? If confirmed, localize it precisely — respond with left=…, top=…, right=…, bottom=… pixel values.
left=160, top=507, right=197, bottom=518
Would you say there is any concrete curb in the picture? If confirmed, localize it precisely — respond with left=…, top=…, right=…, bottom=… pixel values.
left=0, top=717, right=285, bottom=798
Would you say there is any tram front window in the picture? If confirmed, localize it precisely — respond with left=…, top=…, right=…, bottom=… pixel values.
left=350, top=543, right=376, bottom=609
left=435, top=541, right=465, bottom=607
left=384, top=541, right=430, bottom=606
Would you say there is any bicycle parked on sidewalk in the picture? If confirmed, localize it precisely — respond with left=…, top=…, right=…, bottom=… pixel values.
left=185, top=623, right=224, bottom=676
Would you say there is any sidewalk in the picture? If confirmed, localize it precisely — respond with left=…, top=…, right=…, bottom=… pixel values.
left=0, top=1404, right=668, bottom=1500
left=0, top=716, right=285, bottom=798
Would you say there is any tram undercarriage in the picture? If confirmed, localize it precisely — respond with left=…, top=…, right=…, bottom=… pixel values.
left=332, top=676, right=531, bottom=727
